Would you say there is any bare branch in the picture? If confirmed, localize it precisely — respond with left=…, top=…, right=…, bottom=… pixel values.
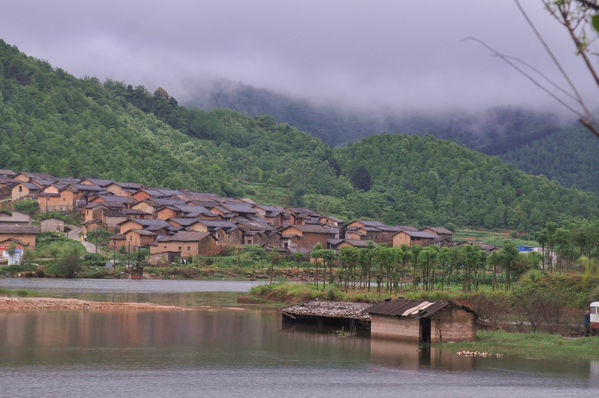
left=462, top=37, right=585, bottom=117
left=576, top=0, right=599, bottom=11
left=500, top=55, right=579, bottom=102
left=516, top=1, right=591, bottom=108
left=580, top=118, right=599, bottom=138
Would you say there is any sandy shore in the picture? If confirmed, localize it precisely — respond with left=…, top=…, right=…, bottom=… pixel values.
left=0, top=297, right=185, bottom=312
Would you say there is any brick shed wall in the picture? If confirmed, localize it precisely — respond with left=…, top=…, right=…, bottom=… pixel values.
left=370, top=315, right=420, bottom=342
left=431, top=307, right=476, bottom=342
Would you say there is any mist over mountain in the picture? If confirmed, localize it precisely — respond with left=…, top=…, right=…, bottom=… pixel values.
left=188, top=80, right=599, bottom=193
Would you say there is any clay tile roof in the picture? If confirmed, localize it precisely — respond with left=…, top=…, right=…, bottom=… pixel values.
left=128, top=229, right=156, bottom=236
left=0, top=225, right=40, bottom=234
left=423, top=226, right=453, bottom=235
left=21, top=182, right=41, bottom=190
left=69, top=183, right=104, bottom=192
left=402, top=230, right=438, bottom=239
left=0, top=169, right=16, bottom=177
left=168, top=218, right=201, bottom=227
left=84, top=178, right=115, bottom=187
left=396, top=225, right=419, bottom=232
left=111, top=182, right=143, bottom=189
left=157, top=231, right=212, bottom=242
left=283, top=225, right=338, bottom=234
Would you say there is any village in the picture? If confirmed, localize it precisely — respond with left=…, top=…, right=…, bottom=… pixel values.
left=0, top=168, right=479, bottom=265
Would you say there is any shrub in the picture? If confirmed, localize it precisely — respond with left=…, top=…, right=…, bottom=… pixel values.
left=46, top=247, right=81, bottom=278
left=14, top=199, right=39, bottom=215
left=82, top=253, right=107, bottom=267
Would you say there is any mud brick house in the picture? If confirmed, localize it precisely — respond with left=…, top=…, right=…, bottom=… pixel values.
left=327, top=239, right=376, bottom=251
left=393, top=230, right=439, bottom=247
left=40, top=218, right=65, bottom=233
left=0, top=169, right=17, bottom=178
left=13, top=172, right=55, bottom=183
left=368, top=299, right=477, bottom=343
left=132, top=188, right=170, bottom=202
left=150, top=231, right=219, bottom=258
left=0, top=224, right=40, bottom=250
left=11, top=182, right=41, bottom=201
left=280, top=224, right=339, bottom=252
left=345, top=220, right=402, bottom=245
left=37, top=185, right=79, bottom=212
left=90, top=194, right=136, bottom=208
left=286, top=207, right=323, bottom=225
left=67, top=183, right=105, bottom=202
left=105, top=182, right=143, bottom=197
left=319, top=215, right=344, bottom=229
left=456, top=241, right=499, bottom=253
left=171, top=204, right=218, bottom=220
left=0, top=211, right=32, bottom=225
left=0, top=172, right=17, bottom=199
left=124, top=229, right=156, bottom=248
left=118, top=218, right=173, bottom=235
left=185, top=220, right=244, bottom=246
left=255, top=205, right=289, bottom=228
left=421, top=227, right=453, bottom=243
left=80, top=178, right=115, bottom=189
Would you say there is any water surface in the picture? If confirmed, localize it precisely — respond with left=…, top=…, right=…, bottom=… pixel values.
left=0, top=278, right=597, bottom=397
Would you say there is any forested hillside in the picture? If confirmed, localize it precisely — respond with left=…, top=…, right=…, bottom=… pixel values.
left=1, top=39, right=598, bottom=230
left=193, top=81, right=599, bottom=194
left=500, top=126, right=599, bottom=193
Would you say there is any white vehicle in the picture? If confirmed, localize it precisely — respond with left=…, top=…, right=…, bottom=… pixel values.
left=591, top=302, right=599, bottom=335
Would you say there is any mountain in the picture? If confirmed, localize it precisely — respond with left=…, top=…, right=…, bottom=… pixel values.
left=191, top=81, right=599, bottom=194
left=499, top=125, right=599, bottom=193
left=1, top=39, right=598, bottom=230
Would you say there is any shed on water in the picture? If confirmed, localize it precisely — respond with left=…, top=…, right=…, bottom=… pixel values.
left=367, top=298, right=477, bottom=343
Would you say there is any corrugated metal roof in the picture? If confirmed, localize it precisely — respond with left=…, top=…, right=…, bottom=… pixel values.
left=368, top=298, right=450, bottom=319
left=368, top=298, right=477, bottom=319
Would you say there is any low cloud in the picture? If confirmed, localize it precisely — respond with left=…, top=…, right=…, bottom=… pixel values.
left=0, top=0, right=596, bottom=114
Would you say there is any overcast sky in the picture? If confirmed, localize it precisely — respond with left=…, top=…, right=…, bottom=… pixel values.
left=1, top=0, right=596, bottom=113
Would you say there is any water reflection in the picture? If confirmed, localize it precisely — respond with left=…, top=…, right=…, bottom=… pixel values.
left=370, top=339, right=474, bottom=371
left=0, top=309, right=370, bottom=368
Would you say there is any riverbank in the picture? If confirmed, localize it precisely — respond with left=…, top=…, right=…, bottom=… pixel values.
left=439, top=330, right=599, bottom=361
left=0, top=296, right=185, bottom=312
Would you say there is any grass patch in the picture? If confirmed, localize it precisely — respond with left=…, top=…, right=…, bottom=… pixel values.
left=439, top=330, right=599, bottom=361
left=0, top=288, right=39, bottom=297
left=454, top=229, right=537, bottom=248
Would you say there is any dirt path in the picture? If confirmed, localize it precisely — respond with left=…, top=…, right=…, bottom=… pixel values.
left=66, top=225, right=97, bottom=253
left=0, top=297, right=185, bottom=312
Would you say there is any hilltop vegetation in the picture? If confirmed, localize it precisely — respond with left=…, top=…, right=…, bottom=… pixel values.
left=1, top=39, right=598, bottom=230
left=194, top=81, right=599, bottom=194
left=500, top=125, right=599, bottom=193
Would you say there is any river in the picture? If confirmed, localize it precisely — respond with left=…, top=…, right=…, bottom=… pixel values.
left=0, top=278, right=597, bottom=397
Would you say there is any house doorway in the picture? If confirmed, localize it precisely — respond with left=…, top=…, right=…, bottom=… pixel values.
left=419, top=318, right=431, bottom=343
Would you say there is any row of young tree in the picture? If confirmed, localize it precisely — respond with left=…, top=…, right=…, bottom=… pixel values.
left=535, top=220, right=599, bottom=274
left=306, top=241, right=541, bottom=294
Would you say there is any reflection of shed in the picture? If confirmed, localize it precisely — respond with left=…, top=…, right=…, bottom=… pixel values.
left=368, top=299, right=476, bottom=343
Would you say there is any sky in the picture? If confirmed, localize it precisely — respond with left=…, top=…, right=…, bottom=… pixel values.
left=1, top=0, right=596, bottom=114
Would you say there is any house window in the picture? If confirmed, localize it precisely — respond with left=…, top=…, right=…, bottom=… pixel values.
left=129, top=236, right=132, bottom=240
left=178, top=246, right=182, bottom=250
left=187, top=246, right=191, bottom=251
left=18, top=186, right=22, bottom=192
